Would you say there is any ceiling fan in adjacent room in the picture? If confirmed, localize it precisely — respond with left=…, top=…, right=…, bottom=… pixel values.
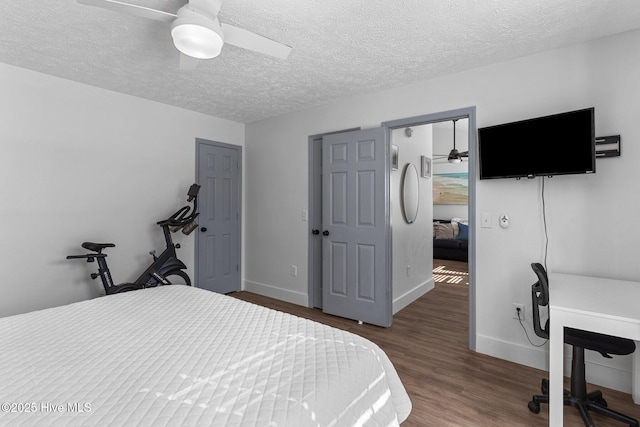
left=434, top=119, right=468, bottom=163
left=77, top=0, right=292, bottom=69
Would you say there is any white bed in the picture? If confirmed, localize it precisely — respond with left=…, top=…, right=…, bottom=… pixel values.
left=0, top=285, right=411, bottom=426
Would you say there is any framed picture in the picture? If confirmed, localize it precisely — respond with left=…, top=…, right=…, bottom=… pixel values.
left=433, top=172, right=469, bottom=204
left=421, top=155, right=431, bottom=178
left=392, top=145, right=399, bottom=170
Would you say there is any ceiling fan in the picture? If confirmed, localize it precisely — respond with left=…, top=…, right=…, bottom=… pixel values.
left=78, top=0, right=292, bottom=69
left=434, top=119, right=468, bottom=163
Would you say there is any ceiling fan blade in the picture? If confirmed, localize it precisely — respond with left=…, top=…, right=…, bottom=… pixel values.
left=77, top=0, right=176, bottom=22
left=221, top=23, right=292, bottom=59
left=179, top=53, right=201, bottom=70
left=459, top=151, right=469, bottom=157
left=189, top=0, right=222, bottom=20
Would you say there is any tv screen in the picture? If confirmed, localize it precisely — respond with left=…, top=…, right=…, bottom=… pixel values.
left=478, top=108, right=596, bottom=180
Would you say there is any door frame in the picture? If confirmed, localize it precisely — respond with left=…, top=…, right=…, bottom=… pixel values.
left=195, top=138, right=243, bottom=292
left=382, top=106, right=477, bottom=351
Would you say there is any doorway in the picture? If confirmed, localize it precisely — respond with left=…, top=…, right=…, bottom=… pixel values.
left=383, top=107, right=476, bottom=350
left=307, top=108, right=476, bottom=346
left=432, top=118, right=470, bottom=272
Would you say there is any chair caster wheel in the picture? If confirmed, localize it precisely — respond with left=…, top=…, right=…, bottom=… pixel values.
left=528, top=401, right=540, bottom=414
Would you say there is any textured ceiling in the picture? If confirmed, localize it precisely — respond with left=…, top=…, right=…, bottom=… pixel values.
left=2, top=1, right=640, bottom=123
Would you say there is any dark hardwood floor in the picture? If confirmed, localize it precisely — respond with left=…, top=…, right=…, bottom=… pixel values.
left=230, top=265, right=640, bottom=426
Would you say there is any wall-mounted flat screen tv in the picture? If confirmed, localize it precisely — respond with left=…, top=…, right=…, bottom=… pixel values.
left=478, top=108, right=596, bottom=180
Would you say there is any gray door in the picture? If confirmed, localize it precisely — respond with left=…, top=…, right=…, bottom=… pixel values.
left=322, top=128, right=391, bottom=327
left=309, top=136, right=324, bottom=308
left=196, top=139, right=241, bottom=294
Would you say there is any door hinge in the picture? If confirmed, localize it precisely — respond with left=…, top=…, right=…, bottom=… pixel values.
left=236, top=264, right=239, bottom=272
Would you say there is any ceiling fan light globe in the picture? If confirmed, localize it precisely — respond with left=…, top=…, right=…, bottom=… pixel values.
left=172, top=24, right=223, bottom=59
left=447, top=147, right=462, bottom=163
left=171, top=6, right=224, bottom=59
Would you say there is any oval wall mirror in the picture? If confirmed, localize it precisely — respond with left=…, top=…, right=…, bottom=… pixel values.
left=401, top=163, right=420, bottom=224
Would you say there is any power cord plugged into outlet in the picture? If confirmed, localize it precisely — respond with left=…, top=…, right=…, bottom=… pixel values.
left=515, top=304, right=548, bottom=348
left=512, top=303, right=525, bottom=320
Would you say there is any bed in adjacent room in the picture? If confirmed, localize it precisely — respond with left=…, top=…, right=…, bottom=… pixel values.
left=0, top=285, right=411, bottom=426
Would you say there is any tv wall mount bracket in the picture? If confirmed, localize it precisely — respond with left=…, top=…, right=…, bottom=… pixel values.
left=595, top=135, right=621, bottom=158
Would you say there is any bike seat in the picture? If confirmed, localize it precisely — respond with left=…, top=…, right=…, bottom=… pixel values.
left=82, top=242, right=115, bottom=252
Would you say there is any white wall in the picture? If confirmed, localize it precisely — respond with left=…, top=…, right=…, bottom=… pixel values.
left=390, top=125, right=434, bottom=313
left=245, top=29, right=640, bottom=392
left=0, top=62, right=244, bottom=317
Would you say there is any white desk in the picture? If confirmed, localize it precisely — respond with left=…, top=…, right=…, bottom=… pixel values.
left=548, top=273, right=640, bottom=426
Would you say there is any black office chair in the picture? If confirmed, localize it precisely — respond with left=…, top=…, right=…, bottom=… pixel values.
left=527, top=262, right=639, bottom=427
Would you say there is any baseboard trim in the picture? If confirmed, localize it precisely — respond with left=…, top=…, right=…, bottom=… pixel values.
left=476, top=334, right=633, bottom=393
left=243, top=280, right=308, bottom=307
left=476, top=334, right=548, bottom=370
left=244, top=278, right=435, bottom=316
left=393, top=278, right=434, bottom=314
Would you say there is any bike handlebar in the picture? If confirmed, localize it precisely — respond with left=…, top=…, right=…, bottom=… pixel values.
left=157, top=184, right=200, bottom=228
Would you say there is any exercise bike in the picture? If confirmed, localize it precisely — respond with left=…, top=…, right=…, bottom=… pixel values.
left=67, top=184, right=201, bottom=295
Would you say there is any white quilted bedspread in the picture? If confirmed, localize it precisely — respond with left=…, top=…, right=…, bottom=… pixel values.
left=0, top=286, right=411, bottom=426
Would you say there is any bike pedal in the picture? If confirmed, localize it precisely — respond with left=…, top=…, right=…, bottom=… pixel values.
left=90, top=273, right=99, bottom=280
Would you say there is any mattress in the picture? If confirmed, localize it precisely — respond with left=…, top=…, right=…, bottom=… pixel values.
left=0, top=285, right=411, bottom=426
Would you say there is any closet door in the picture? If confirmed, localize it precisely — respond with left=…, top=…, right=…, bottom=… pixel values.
left=322, top=128, right=391, bottom=327
left=196, top=140, right=241, bottom=294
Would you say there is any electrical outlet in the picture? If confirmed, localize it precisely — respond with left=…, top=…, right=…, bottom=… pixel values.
left=291, top=265, right=298, bottom=276
left=513, top=303, right=525, bottom=320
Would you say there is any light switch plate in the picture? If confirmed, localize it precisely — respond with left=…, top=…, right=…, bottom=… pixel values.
left=481, top=212, right=492, bottom=228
